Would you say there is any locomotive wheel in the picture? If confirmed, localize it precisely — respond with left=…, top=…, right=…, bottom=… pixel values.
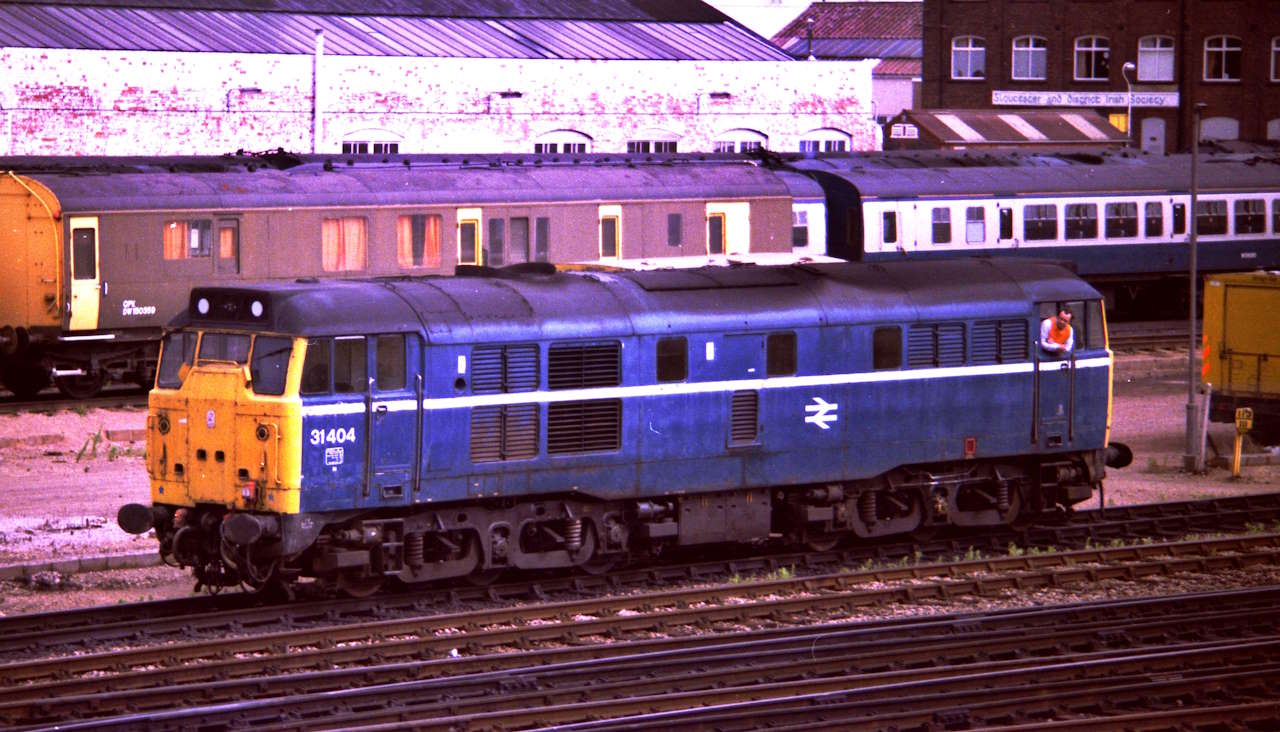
left=336, top=571, right=384, bottom=598
left=2, top=360, right=50, bottom=400
left=803, top=532, right=842, bottom=553
left=55, top=371, right=106, bottom=400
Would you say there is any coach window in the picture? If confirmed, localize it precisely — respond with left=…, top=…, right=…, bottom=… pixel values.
left=931, top=208, right=951, bottom=244
left=216, top=220, right=239, bottom=274
left=250, top=336, right=292, bottom=396
left=708, top=213, right=725, bottom=255
left=156, top=332, right=197, bottom=389
left=321, top=217, right=368, bottom=272
left=509, top=217, right=530, bottom=264
left=1104, top=203, right=1138, bottom=238
left=458, top=217, right=480, bottom=266
left=487, top=219, right=506, bottom=267
left=333, top=337, right=367, bottom=394
left=1172, top=203, right=1186, bottom=235
left=767, top=333, right=797, bottom=376
left=1195, top=200, right=1227, bottom=236
left=668, top=214, right=683, bottom=247
left=965, top=207, right=985, bottom=243
left=1065, top=203, right=1098, bottom=239
left=1273, top=201, right=1280, bottom=233
left=872, top=327, right=902, bottom=370
left=396, top=214, right=442, bottom=269
left=535, top=217, right=551, bottom=261
left=792, top=210, right=809, bottom=248
left=1234, top=199, right=1265, bottom=234
left=600, top=215, right=620, bottom=259
left=164, top=219, right=212, bottom=259
left=999, top=207, right=1014, bottom=240
left=657, top=337, right=687, bottom=382
left=882, top=212, right=898, bottom=245
left=1023, top=205, right=1057, bottom=241
left=1144, top=202, right=1163, bottom=237
left=72, top=227, right=96, bottom=280
left=375, top=335, right=406, bottom=391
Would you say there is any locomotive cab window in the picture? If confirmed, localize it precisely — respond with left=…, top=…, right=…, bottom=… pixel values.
left=250, top=336, right=293, bottom=396
left=657, top=337, right=687, bottom=382
left=197, top=333, right=250, bottom=364
left=375, top=335, right=406, bottom=391
left=301, top=338, right=332, bottom=395
left=766, top=332, right=797, bottom=376
left=1038, top=300, right=1106, bottom=352
left=156, top=331, right=197, bottom=389
left=873, top=326, right=902, bottom=370
left=334, top=337, right=368, bottom=393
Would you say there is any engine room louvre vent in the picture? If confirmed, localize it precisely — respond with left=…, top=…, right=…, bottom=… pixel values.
left=548, top=342, right=621, bottom=390
left=729, top=390, right=758, bottom=445
left=971, top=320, right=1029, bottom=364
left=472, top=344, right=538, bottom=394
left=471, top=404, right=538, bottom=462
left=547, top=399, right=621, bottom=454
left=907, top=323, right=966, bottom=368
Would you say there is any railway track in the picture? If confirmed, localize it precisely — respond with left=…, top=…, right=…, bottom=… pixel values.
left=1108, top=319, right=1198, bottom=352
left=3, top=492, right=1279, bottom=658
left=1, top=534, right=1277, bottom=729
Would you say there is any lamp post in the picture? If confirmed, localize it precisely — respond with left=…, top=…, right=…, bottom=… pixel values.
left=1185, top=101, right=1208, bottom=470
left=1121, top=62, right=1136, bottom=146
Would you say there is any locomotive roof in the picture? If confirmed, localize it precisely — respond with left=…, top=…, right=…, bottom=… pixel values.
left=791, top=150, right=1280, bottom=199
left=183, top=258, right=1099, bottom=343
left=10, top=155, right=793, bottom=212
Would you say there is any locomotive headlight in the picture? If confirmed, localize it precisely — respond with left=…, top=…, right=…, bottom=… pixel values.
left=250, top=300, right=264, bottom=318
left=196, top=297, right=210, bottom=315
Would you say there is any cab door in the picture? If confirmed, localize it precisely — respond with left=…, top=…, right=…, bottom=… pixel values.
left=68, top=216, right=100, bottom=331
left=1034, top=300, right=1084, bottom=450
left=368, top=333, right=421, bottom=506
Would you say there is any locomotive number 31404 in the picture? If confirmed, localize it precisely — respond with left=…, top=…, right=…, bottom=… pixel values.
left=310, top=427, right=357, bottom=446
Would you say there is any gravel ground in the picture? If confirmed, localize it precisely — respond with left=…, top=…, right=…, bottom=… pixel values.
left=0, top=352, right=1275, bottom=615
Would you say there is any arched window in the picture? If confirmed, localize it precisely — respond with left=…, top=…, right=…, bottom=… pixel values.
left=1074, top=36, right=1110, bottom=81
left=1204, top=35, right=1242, bottom=81
left=1138, top=36, right=1175, bottom=82
left=951, top=36, right=985, bottom=79
left=1012, top=36, right=1047, bottom=80
left=627, top=128, right=680, bottom=154
left=533, top=129, right=593, bottom=154
left=798, top=128, right=852, bottom=153
left=712, top=129, right=768, bottom=154
left=341, top=128, right=402, bottom=155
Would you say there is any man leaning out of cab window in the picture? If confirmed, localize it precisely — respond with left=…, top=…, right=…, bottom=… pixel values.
left=1040, top=306, right=1074, bottom=355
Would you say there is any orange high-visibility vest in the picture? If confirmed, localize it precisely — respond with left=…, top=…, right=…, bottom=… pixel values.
left=1048, top=320, right=1071, bottom=346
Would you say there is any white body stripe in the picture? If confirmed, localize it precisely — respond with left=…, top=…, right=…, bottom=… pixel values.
left=301, top=357, right=1111, bottom=417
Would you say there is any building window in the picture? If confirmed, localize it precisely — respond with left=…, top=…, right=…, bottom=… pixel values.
left=1065, top=203, right=1098, bottom=239
left=1105, top=202, right=1138, bottom=238
left=713, top=130, right=768, bottom=154
left=321, top=217, right=368, bottom=272
left=1204, top=35, right=1242, bottom=81
left=1074, top=36, right=1110, bottom=81
left=952, top=36, right=986, bottom=79
left=627, top=140, right=678, bottom=153
left=396, top=214, right=442, bottom=269
left=965, top=206, right=985, bottom=243
left=799, top=128, right=851, bottom=154
left=1023, top=204, right=1057, bottom=241
left=1235, top=199, right=1265, bottom=234
left=932, top=208, right=951, bottom=244
left=799, top=140, right=819, bottom=153
left=163, top=219, right=212, bottom=260
left=1138, top=36, right=1175, bottom=82
left=342, top=141, right=399, bottom=155
left=533, top=130, right=592, bottom=155
left=1012, top=36, right=1047, bottom=80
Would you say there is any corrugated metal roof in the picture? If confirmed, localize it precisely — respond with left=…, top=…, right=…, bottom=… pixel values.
left=781, top=38, right=919, bottom=59
left=772, top=1, right=921, bottom=58
left=0, top=2, right=791, bottom=60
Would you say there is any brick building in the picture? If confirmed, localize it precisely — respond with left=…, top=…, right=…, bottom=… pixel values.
left=0, top=0, right=877, bottom=156
left=922, top=0, right=1280, bottom=153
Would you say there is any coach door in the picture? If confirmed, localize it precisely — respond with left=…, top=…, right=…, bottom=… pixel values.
left=368, top=333, right=421, bottom=507
left=1033, top=300, right=1082, bottom=450
left=68, top=217, right=100, bottom=331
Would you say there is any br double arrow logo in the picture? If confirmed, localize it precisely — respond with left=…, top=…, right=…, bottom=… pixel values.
left=804, top=396, right=839, bottom=430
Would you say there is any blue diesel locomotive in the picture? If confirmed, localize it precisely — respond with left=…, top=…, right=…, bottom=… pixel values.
left=119, top=258, right=1130, bottom=594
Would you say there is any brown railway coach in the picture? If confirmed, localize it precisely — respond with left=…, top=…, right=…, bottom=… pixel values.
left=0, top=153, right=805, bottom=398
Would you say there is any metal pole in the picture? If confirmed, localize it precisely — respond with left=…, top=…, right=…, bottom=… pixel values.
left=1185, top=102, right=1207, bottom=468
left=1122, top=62, right=1135, bottom=147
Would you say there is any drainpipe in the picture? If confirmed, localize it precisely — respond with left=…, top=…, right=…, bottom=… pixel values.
left=312, top=29, right=324, bottom=153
